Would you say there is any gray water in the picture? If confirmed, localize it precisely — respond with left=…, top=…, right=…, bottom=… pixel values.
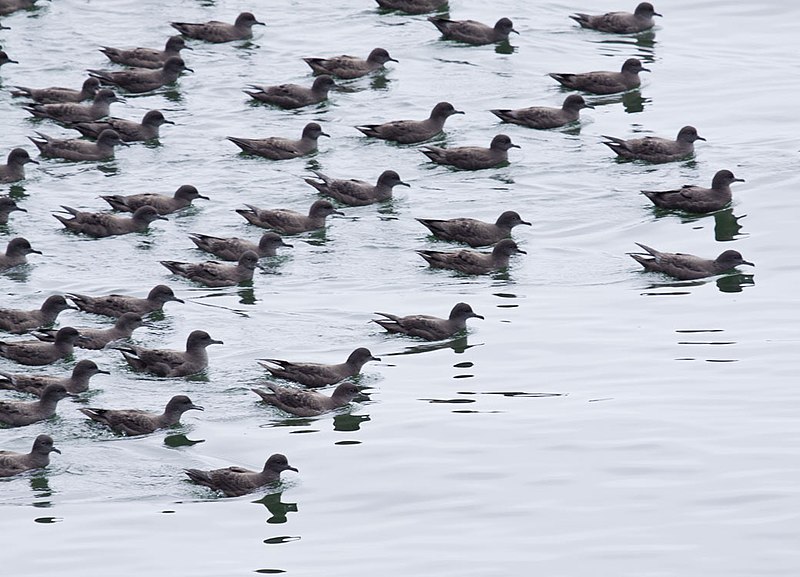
left=2, top=0, right=799, bottom=575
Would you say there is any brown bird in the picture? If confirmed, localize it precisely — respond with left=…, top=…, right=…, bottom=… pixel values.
left=629, top=243, right=754, bottom=280
left=421, top=134, right=519, bottom=170
left=0, top=148, right=38, bottom=183
left=417, top=238, right=526, bottom=275
left=570, top=2, right=662, bottom=34
left=70, top=110, right=174, bottom=142
left=184, top=453, right=297, bottom=497
left=0, top=237, right=41, bottom=271
left=491, top=94, right=593, bottom=129
left=161, top=251, right=259, bottom=288
left=100, top=35, right=190, bottom=69
left=252, top=382, right=360, bottom=417
left=33, top=312, right=145, bottom=350
left=29, top=129, right=126, bottom=161
left=228, top=122, right=329, bottom=160
left=0, top=359, right=108, bottom=395
left=642, top=170, right=743, bottom=213
left=11, top=77, right=101, bottom=104
left=0, top=327, right=83, bottom=366
left=416, top=211, right=531, bottom=247
left=88, top=57, right=191, bottom=93
left=0, top=196, right=26, bottom=224
left=0, top=295, right=75, bottom=334
left=80, top=395, right=203, bottom=436
left=429, top=16, right=518, bottom=45
left=24, top=88, right=122, bottom=124
left=550, top=58, right=649, bottom=94
left=373, top=302, right=483, bottom=341
left=171, top=12, right=265, bottom=43
left=356, top=102, right=464, bottom=144
left=244, top=75, right=336, bottom=109
left=118, top=330, right=223, bottom=377
left=0, top=384, right=71, bottom=426
left=101, top=184, right=207, bottom=215
left=303, top=48, right=397, bottom=79
left=304, top=169, right=409, bottom=206
left=259, top=348, right=380, bottom=388
left=0, top=435, right=60, bottom=477
left=237, top=200, right=342, bottom=235
left=54, top=205, right=166, bottom=237
left=602, top=126, right=706, bottom=163
left=188, top=231, right=292, bottom=261
left=67, top=285, right=183, bottom=318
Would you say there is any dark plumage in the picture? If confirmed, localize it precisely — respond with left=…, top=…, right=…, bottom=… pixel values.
left=356, top=101, right=464, bottom=144
left=0, top=327, right=82, bottom=366
left=88, top=57, right=191, bottom=93
left=100, top=35, right=189, bottom=69
left=33, top=312, right=145, bottom=350
left=0, top=0, right=38, bottom=16
left=304, top=169, right=409, bottom=206
left=245, top=75, right=336, bottom=109
left=0, top=295, right=75, bottom=334
left=161, top=251, right=259, bottom=288
left=80, top=395, right=203, bottom=436
left=491, top=94, right=592, bottom=129
left=0, top=384, right=70, bottom=426
left=0, top=49, right=17, bottom=66
left=184, top=453, right=297, bottom=497
left=0, top=196, right=27, bottom=224
left=0, top=237, right=41, bottom=270
left=642, top=170, right=743, bottom=213
left=0, top=148, right=38, bottom=183
left=629, top=243, right=754, bottom=280
left=374, top=302, right=483, bottom=341
left=570, top=2, right=661, bottom=34
left=70, top=110, right=174, bottom=142
left=417, top=238, right=526, bottom=275
left=549, top=58, right=649, bottom=95
left=421, top=134, right=519, bottom=170
left=54, top=205, right=166, bottom=237
left=259, top=348, right=380, bottom=388
left=227, top=122, right=329, bottom=160
left=303, top=48, right=397, bottom=79
left=602, top=125, right=705, bottom=163
left=11, top=77, right=101, bottom=104
left=236, top=200, right=342, bottom=234
left=67, top=285, right=183, bottom=318
left=0, top=359, right=108, bottom=396
left=429, top=16, right=518, bottom=45
left=171, top=12, right=265, bottom=43
left=376, top=0, right=448, bottom=14
left=101, top=185, right=207, bottom=215
left=252, top=382, right=360, bottom=417
left=188, top=231, right=292, bottom=261
left=0, top=435, right=60, bottom=477
left=416, top=211, right=531, bottom=247
left=118, top=330, right=223, bottom=377
left=24, top=88, right=121, bottom=124
left=29, top=129, right=126, bottom=161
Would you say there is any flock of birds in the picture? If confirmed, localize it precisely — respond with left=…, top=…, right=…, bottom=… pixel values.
left=0, top=1, right=753, bottom=496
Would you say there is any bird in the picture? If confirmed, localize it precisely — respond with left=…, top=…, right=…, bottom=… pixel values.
left=33, top=312, right=145, bottom=350
left=0, top=196, right=26, bottom=224
left=237, top=200, right=342, bottom=235
left=53, top=205, right=166, bottom=238
left=0, top=359, right=108, bottom=395
left=375, top=0, right=449, bottom=14
left=417, top=238, right=526, bottom=275
left=0, top=384, right=70, bottom=426
left=188, top=231, right=292, bottom=261
left=258, top=348, right=380, bottom=388
left=252, top=382, right=360, bottom=417
left=490, top=94, right=593, bottom=129
left=88, top=57, right=191, bottom=93
left=0, top=327, right=82, bottom=366
left=23, top=88, right=122, bottom=124
left=11, top=77, right=101, bottom=104
left=549, top=58, right=649, bottom=94
left=245, top=75, right=336, bottom=109
left=101, top=184, right=207, bottom=215
left=602, top=125, right=705, bottom=163
left=79, top=395, right=203, bottom=436
left=421, top=134, right=519, bottom=170
left=642, top=170, right=744, bottom=213
left=184, top=453, right=297, bottom=497
left=117, top=330, right=223, bottom=377
left=304, top=169, right=409, bottom=206
left=629, top=243, right=754, bottom=280
left=303, top=47, right=397, bottom=80
left=67, top=285, right=183, bottom=318
left=0, top=435, right=60, bottom=477
left=570, top=2, right=662, bottom=34
left=0, top=237, right=41, bottom=270
left=99, top=35, right=190, bottom=69
left=0, top=0, right=39, bottom=16
left=0, top=49, right=17, bottom=66
left=0, top=148, right=38, bottom=183
left=227, top=122, right=329, bottom=160
left=373, top=302, right=484, bottom=341
left=29, top=129, right=126, bottom=161
left=161, top=251, right=259, bottom=288
left=69, top=110, right=174, bottom=142
left=171, top=12, right=265, bottom=43
left=428, top=16, right=518, bottom=45
left=356, top=102, right=464, bottom=144
left=417, top=211, right=531, bottom=247
left=0, top=294, right=75, bottom=334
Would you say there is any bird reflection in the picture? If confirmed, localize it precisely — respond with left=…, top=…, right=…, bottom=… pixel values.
left=382, top=334, right=478, bottom=357
left=713, top=209, right=746, bottom=241
left=252, top=491, right=298, bottom=524
left=163, top=434, right=205, bottom=448
left=716, top=273, right=754, bottom=293
left=333, top=412, right=370, bottom=432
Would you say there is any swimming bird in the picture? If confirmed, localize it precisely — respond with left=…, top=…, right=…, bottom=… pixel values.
left=188, top=231, right=292, bottom=261
left=0, top=50, right=17, bottom=66
left=373, top=302, right=483, bottom=341
left=161, top=251, right=259, bottom=288
left=0, top=295, right=75, bottom=334
left=258, top=348, right=380, bottom=388
left=0, top=435, right=60, bottom=477
left=101, top=184, right=207, bottom=215
left=171, top=12, right=265, bottom=43
left=70, top=110, right=174, bottom=142
left=252, top=382, right=360, bottom=417
left=88, top=57, right=191, bottom=93
left=11, top=77, right=100, bottom=104
left=0, top=237, right=40, bottom=270
left=237, top=200, right=342, bottom=234
left=428, top=16, right=517, bottom=45
left=100, top=35, right=190, bottom=69
left=0, top=327, right=82, bottom=366
left=24, top=88, right=122, bottom=124
left=629, top=243, right=754, bottom=280
left=376, top=0, right=449, bottom=14
left=0, top=384, right=70, bottom=426
left=53, top=205, right=166, bottom=237
left=602, top=125, right=705, bottom=163
left=303, top=47, right=397, bottom=79
left=80, top=395, right=203, bottom=436
left=0, top=196, right=26, bottom=223
left=304, top=169, right=409, bottom=206
left=416, top=211, right=531, bottom=247
left=491, top=94, right=593, bottom=129
left=417, top=238, right=525, bottom=274
left=117, top=330, right=223, bottom=377
left=570, top=2, right=661, bottom=34
left=642, top=170, right=743, bottom=213
left=227, top=122, right=329, bottom=160
left=29, top=129, right=126, bottom=161
left=67, top=285, right=183, bottom=318
left=356, top=102, right=464, bottom=144
left=245, top=75, right=336, bottom=109
left=0, top=359, right=108, bottom=395
left=549, top=58, right=649, bottom=94
left=33, top=312, right=145, bottom=350
left=184, top=453, right=297, bottom=497
left=421, top=134, right=519, bottom=170
left=0, top=148, right=38, bottom=183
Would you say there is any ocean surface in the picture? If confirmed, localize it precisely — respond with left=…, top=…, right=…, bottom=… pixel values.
left=1, top=0, right=799, bottom=575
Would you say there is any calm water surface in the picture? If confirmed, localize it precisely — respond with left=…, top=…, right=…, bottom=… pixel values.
left=1, top=0, right=799, bottom=575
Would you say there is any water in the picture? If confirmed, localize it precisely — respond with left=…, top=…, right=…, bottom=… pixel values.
left=2, top=0, right=799, bottom=575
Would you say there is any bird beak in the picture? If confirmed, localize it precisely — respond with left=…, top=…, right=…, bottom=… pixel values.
left=172, top=296, right=185, bottom=304
left=371, top=355, right=382, bottom=362
left=654, top=12, right=663, bottom=17
left=184, top=67, right=195, bottom=73
left=98, top=369, right=111, bottom=375
left=31, top=249, right=43, bottom=255
left=511, top=29, right=520, bottom=35
left=511, top=144, right=521, bottom=149
left=163, top=120, right=176, bottom=125
left=156, top=215, right=169, bottom=221
left=734, top=178, right=745, bottom=182
left=255, top=20, right=267, bottom=26
left=52, top=447, right=62, bottom=454
left=281, top=241, right=294, bottom=248
left=454, top=110, right=465, bottom=115
left=333, top=210, right=345, bottom=216
left=398, top=181, right=411, bottom=187
left=211, top=339, right=224, bottom=345
left=286, top=466, right=299, bottom=472
left=521, top=220, right=532, bottom=226
left=115, top=96, right=127, bottom=104
left=197, top=194, right=210, bottom=200
left=190, top=404, right=204, bottom=411
left=641, top=67, right=652, bottom=72
left=320, top=131, right=331, bottom=138
left=742, top=261, right=755, bottom=267
left=516, top=248, right=528, bottom=254
left=389, top=57, right=399, bottom=63
left=28, top=159, right=40, bottom=165
left=16, top=207, right=28, bottom=213
left=697, top=136, right=707, bottom=141
left=583, top=103, right=595, bottom=109
left=473, top=313, right=485, bottom=320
